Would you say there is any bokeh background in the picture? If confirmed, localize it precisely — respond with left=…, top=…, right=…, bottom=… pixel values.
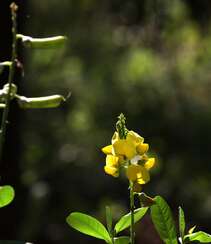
left=0, top=0, right=211, bottom=243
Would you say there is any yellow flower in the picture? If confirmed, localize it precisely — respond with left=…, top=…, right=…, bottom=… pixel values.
left=126, top=164, right=150, bottom=184
left=144, top=157, right=155, bottom=170
left=104, top=155, right=120, bottom=177
left=102, top=145, right=112, bottom=154
left=104, top=165, right=119, bottom=177
left=112, top=139, right=136, bottom=159
left=136, top=143, right=149, bottom=155
left=101, top=126, right=155, bottom=181
left=106, top=155, right=119, bottom=167
left=127, top=131, right=144, bottom=146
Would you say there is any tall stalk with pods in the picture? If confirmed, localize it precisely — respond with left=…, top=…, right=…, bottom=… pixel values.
left=0, top=3, right=66, bottom=243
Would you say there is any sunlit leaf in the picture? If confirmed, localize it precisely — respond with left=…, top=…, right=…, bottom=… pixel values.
left=114, top=236, right=130, bottom=244
left=185, top=231, right=211, bottom=243
left=0, top=185, right=15, bottom=208
left=105, top=206, right=113, bottom=235
left=114, top=207, right=148, bottom=234
left=66, top=212, right=111, bottom=243
left=188, top=225, right=196, bottom=234
left=179, top=206, right=185, bottom=241
left=150, top=196, right=178, bottom=244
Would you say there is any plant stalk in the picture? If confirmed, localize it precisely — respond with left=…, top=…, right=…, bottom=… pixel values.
left=130, top=181, right=135, bottom=244
left=0, top=3, right=18, bottom=160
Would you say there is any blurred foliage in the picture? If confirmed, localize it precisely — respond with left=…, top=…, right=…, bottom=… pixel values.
left=3, top=0, right=211, bottom=243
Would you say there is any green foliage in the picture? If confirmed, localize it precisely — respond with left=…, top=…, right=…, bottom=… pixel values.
left=66, top=212, right=111, bottom=243
left=114, top=236, right=130, bottom=244
left=105, top=206, right=113, bottom=236
left=150, top=196, right=178, bottom=244
left=114, top=207, right=148, bottom=234
left=0, top=185, right=15, bottom=208
left=178, top=206, right=185, bottom=242
left=184, top=231, right=211, bottom=243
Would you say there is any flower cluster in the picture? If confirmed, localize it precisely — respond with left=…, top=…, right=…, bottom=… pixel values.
left=101, top=114, right=155, bottom=191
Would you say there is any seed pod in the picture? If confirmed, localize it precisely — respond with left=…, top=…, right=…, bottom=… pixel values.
left=0, top=61, right=12, bottom=67
left=17, top=95, right=65, bottom=109
left=17, top=34, right=67, bottom=48
left=0, top=61, right=12, bottom=74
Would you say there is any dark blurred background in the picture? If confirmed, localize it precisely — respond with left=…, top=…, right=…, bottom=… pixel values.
left=0, top=0, right=211, bottom=243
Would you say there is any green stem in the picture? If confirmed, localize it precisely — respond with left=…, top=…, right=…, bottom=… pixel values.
left=0, top=3, right=18, bottom=160
left=130, top=181, right=135, bottom=244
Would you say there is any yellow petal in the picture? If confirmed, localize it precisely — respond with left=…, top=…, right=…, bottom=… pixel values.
left=126, top=164, right=150, bottom=184
left=104, top=165, right=119, bottom=177
left=113, top=139, right=136, bottom=159
left=111, top=131, right=119, bottom=144
left=126, top=165, right=140, bottom=181
left=144, top=158, right=155, bottom=170
left=137, top=167, right=150, bottom=184
left=102, top=145, right=112, bottom=154
left=127, top=130, right=144, bottom=145
left=136, top=143, right=149, bottom=155
left=106, top=155, right=119, bottom=167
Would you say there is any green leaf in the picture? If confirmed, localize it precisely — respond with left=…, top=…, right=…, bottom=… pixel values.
left=184, top=231, right=211, bottom=243
left=114, top=207, right=148, bottom=234
left=0, top=185, right=15, bottom=208
left=66, top=212, right=111, bottom=243
left=179, top=206, right=185, bottom=241
left=0, top=241, right=32, bottom=244
left=150, top=196, right=178, bottom=244
left=105, top=206, right=113, bottom=235
left=188, top=225, right=196, bottom=234
left=114, top=236, right=130, bottom=244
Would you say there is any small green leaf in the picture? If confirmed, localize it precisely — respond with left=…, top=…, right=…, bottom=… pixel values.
left=185, top=231, right=211, bottom=243
left=105, top=206, right=113, bottom=235
left=150, top=196, right=178, bottom=244
left=114, top=207, right=148, bottom=234
left=114, top=236, right=130, bottom=244
left=0, top=185, right=15, bottom=208
left=66, top=212, right=111, bottom=243
left=179, top=206, right=185, bottom=241
left=188, top=225, right=196, bottom=234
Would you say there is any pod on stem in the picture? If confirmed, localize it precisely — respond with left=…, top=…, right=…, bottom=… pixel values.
left=16, top=34, right=67, bottom=48
left=16, top=94, right=65, bottom=109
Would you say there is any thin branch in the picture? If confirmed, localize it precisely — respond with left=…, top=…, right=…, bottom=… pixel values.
left=0, top=2, right=18, bottom=160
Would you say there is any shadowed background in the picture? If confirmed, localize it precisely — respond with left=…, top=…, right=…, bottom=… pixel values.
left=0, top=0, right=211, bottom=243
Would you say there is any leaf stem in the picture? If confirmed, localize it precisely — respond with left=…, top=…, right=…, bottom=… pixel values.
left=130, top=181, right=135, bottom=244
left=0, top=3, right=18, bottom=160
